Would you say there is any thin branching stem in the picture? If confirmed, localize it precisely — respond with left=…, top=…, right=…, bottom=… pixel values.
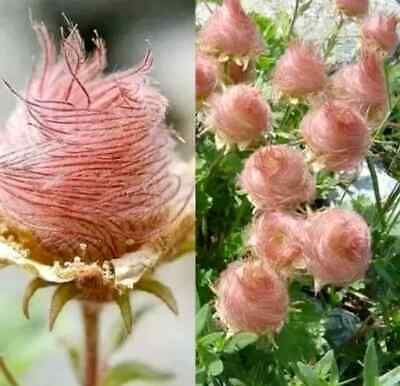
left=366, top=156, right=385, bottom=228
left=288, top=0, right=300, bottom=40
left=324, top=16, right=344, bottom=59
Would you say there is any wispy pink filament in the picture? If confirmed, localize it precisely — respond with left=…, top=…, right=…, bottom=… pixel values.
left=196, top=52, right=219, bottom=99
left=0, top=23, right=189, bottom=262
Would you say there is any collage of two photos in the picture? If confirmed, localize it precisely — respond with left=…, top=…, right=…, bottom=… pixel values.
left=0, top=0, right=400, bottom=385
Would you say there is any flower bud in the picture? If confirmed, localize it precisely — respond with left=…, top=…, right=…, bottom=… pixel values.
left=249, top=211, right=306, bottom=273
left=240, top=145, right=315, bottom=210
left=273, top=40, right=326, bottom=98
left=215, top=260, right=289, bottom=334
left=198, top=0, right=264, bottom=57
left=330, top=51, right=387, bottom=121
left=361, top=15, right=399, bottom=55
left=196, top=52, right=219, bottom=100
left=300, top=100, right=370, bottom=172
left=336, top=0, right=368, bottom=17
left=208, top=85, right=271, bottom=148
left=305, top=208, right=371, bottom=289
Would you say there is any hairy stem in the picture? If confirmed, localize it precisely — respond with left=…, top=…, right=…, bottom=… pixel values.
left=82, top=303, right=101, bottom=386
left=366, top=156, right=384, bottom=228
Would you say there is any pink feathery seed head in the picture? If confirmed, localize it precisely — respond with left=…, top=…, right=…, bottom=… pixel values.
left=215, top=259, right=289, bottom=334
left=361, top=15, right=399, bottom=54
left=239, top=145, right=316, bottom=210
left=336, top=0, right=369, bottom=17
left=196, top=52, right=219, bottom=100
left=330, top=51, right=387, bottom=120
left=0, top=22, right=191, bottom=264
left=300, top=100, right=371, bottom=172
left=249, top=211, right=306, bottom=274
left=198, top=0, right=264, bottom=57
left=305, top=208, right=371, bottom=289
left=208, top=84, right=271, bottom=148
left=273, top=40, right=326, bottom=98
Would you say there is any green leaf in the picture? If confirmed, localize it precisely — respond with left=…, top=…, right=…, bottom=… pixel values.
left=196, top=304, right=211, bottom=337
left=296, top=362, right=323, bottom=386
left=315, top=350, right=335, bottom=379
left=223, top=332, right=259, bottom=354
left=208, top=359, right=224, bottom=377
left=379, top=366, right=400, bottom=386
left=363, top=339, right=379, bottom=386
left=102, top=362, right=173, bottom=386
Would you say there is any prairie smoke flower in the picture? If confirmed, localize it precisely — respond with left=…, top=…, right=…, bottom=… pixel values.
left=239, top=145, right=315, bottom=210
left=249, top=211, right=306, bottom=274
left=361, top=15, right=399, bottom=55
left=300, top=100, right=370, bottom=172
left=305, top=208, right=371, bottom=289
left=273, top=41, right=326, bottom=98
left=336, top=0, right=369, bottom=17
left=330, top=51, right=387, bottom=121
left=215, top=260, right=289, bottom=334
left=0, top=23, right=193, bottom=326
left=208, top=85, right=271, bottom=149
left=198, top=0, right=264, bottom=58
left=196, top=52, right=219, bottom=100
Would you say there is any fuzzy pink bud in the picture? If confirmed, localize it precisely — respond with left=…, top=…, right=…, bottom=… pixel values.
left=240, top=145, right=315, bottom=210
left=336, top=0, right=369, bottom=17
left=215, top=260, right=289, bottom=334
left=273, top=40, right=326, bottom=98
left=361, top=15, right=399, bottom=54
left=198, top=0, right=264, bottom=57
left=250, top=211, right=306, bottom=273
left=300, top=100, right=370, bottom=172
left=0, top=24, right=191, bottom=264
left=196, top=52, right=219, bottom=100
left=208, top=85, right=271, bottom=148
left=330, top=51, right=387, bottom=119
left=305, top=208, right=371, bottom=289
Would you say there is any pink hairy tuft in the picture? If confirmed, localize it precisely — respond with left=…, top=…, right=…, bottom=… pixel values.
left=198, top=0, right=264, bottom=57
left=196, top=52, right=219, bottom=100
left=0, top=23, right=191, bottom=263
left=336, top=0, right=369, bottom=17
left=300, top=100, right=370, bottom=172
left=215, top=259, right=289, bottom=334
left=239, top=145, right=315, bottom=210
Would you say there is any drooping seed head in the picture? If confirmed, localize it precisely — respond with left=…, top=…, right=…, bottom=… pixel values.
left=196, top=52, right=219, bottom=100
left=215, top=259, right=289, bottom=334
left=305, top=208, right=371, bottom=289
left=336, top=0, right=369, bottom=17
left=361, top=15, right=399, bottom=55
left=249, top=211, right=306, bottom=274
left=300, top=100, right=370, bottom=172
left=208, top=84, right=271, bottom=148
left=329, top=51, right=387, bottom=121
left=0, top=23, right=191, bottom=265
left=239, top=145, right=315, bottom=210
left=273, top=40, right=326, bottom=98
left=198, top=0, right=264, bottom=57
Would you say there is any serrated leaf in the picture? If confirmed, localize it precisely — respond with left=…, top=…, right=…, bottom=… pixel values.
left=223, top=332, right=258, bottom=354
left=135, top=279, right=178, bottom=315
left=196, top=304, right=211, bottom=337
left=198, top=332, right=225, bottom=347
left=22, top=278, right=53, bottom=319
left=363, top=339, right=379, bottom=386
left=379, top=366, right=400, bottom=386
left=102, top=361, right=173, bottom=386
left=49, top=283, right=78, bottom=331
left=115, top=292, right=133, bottom=334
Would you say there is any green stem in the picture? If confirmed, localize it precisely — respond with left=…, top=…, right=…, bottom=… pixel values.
left=82, top=303, right=101, bottom=386
left=0, top=358, right=19, bottom=386
left=288, top=0, right=300, bottom=40
left=324, top=17, right=344, bottom=59
left=366, top=157, right=384, bottom=227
